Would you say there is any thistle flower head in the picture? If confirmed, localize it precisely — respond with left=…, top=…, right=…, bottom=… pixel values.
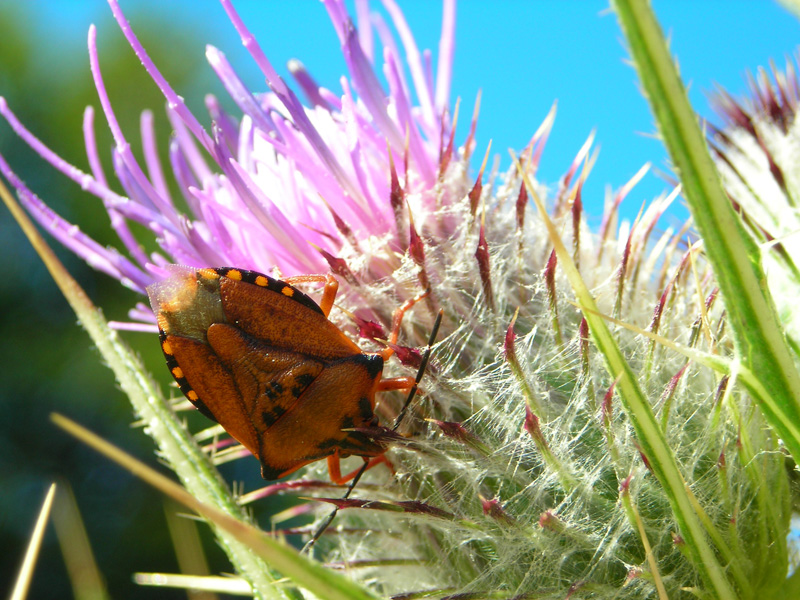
left=709, top=53, right=800, bottom=344
left=0, top=0, right=463, bottom=305
left=1, top=2, right=795, bottom=599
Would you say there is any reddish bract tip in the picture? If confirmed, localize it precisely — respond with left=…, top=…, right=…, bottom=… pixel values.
left=386, top=343, right=422, bottom=369
left=430, top=420, right=473, bottom=444
left=481, top=497, right=514, bottom=524
left=354, top=316, right=386, bottom=342
left=315, top=248, right=359, bottom=286
left=474, top=218, right=494, bottom=311
left=504, top=309, right=519, bottom=365
left=634, top=442, right=652, bottom=472
left=515, top=183, right=528, bottom=231
left=538, top=510, right=562, bottom=532
left=524, top=405, right=545, bottom=446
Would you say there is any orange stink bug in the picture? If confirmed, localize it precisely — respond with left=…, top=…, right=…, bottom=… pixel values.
left=146, top=265, right=426, bottom=484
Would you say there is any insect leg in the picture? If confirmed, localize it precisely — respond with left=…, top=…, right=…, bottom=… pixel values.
left=376, top=376, right=416, bottom=392
left=388, top=288, right=431, bottom=346
left=327, top=453, right=393, bottom=485
left=281, top=273, right=339, bottom=317
left=392, top=309, right=442, bottom=430
left=376, top=287, right=432, bottom=361
left=303, top=310, right=443, bottom=554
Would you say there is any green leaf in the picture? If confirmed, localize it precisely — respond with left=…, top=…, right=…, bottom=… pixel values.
left=611, top=0, right=800, bottom=468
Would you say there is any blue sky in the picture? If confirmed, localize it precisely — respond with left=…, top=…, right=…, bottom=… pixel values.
left=29, top=1, right=800, bottom=227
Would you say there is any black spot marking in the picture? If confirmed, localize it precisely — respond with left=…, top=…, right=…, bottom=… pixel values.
left=362, top=353, right=384, bottom=379
left=358, top=396, right=373, bottom=419
left=292, top=373, right=315, bottom=397
left=261, top=406, right=287, bottom=428
left=263, top=381, right=284, bottom=400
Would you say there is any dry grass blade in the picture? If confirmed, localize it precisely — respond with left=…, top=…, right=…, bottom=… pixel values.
left=9, top=483, right=56, bottom=600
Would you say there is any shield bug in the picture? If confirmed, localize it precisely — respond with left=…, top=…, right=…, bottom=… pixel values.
left=147, top=265, right=426, bottom=483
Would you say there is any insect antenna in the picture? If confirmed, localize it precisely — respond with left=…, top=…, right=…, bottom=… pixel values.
left=303, top=309, right=444, bottom=554
left=391, top=309, right=442, bottom=431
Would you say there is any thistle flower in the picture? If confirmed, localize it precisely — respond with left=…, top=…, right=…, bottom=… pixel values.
left=709, top=55, right=800, bottom=346
left=2, top=1, right=797, bottom=599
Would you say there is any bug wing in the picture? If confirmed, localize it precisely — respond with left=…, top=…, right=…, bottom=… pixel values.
left=163, top=333, right=260, bottom=457
left=163, top=323, right=323, bottom=462
left=206, top=322, right=323, bottom=432
left=217, top=276, right=361, bottom=360
left=256, top=354, right=386, bottom=480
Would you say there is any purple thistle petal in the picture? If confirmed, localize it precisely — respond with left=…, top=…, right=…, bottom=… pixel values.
left=204, top=95, right=240, bottom=153
left=0, top=152, right=150, bottom=292
left=165, top=105, right=215, bottom=189
left=206, top=45, right=277, bottom=136
left=288, top=59, right=334, bottom=110
left=226, top=159, right=325, bottom=272
left=88, top=25, right=180, bottom=226
left=384, top=47, right=436, bottom=184
left=109, top=321, right=159, bottom=333
left=340, top=86, right=392, bottom=228
left=82, top=106, right=108, bottom=187
left=354, top=0, right=374, bottom=62
left=434, top=0, right=456, bottom=112
left=81, top=107, right=150, bottom=268
left=324, top=1, right=405, bottom=152
left=263, top=112, right=368, bottom=229
left=380, top=0, right=436, bottom=130
left=423, top=51, right=435, bottom=111
left=371, top=11, right=408, bottom=95
left=222, top=0, right=369, bottom=212
left=5, top=0, right=459, bottom=328
left=318, top=87, right=344, bottom=113
left=0, top=98, right=173, bottom=232
left=106, top=0, right=214, bottom=153
left=129, top=302, right=157, bottom=324
left=168, top=138, right=202, bottom=218
left=139, top=110, right=171, bottom=203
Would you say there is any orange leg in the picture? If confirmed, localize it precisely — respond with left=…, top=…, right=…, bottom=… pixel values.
left=327, top=452, right=394, bottom=485
left=377, top=376, right=416, bottom=392
left=282, top=273, right=429, bottom=350
left=282, top=273, right=339, bottom=317
left=379, top=287, right=432, bottom=360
